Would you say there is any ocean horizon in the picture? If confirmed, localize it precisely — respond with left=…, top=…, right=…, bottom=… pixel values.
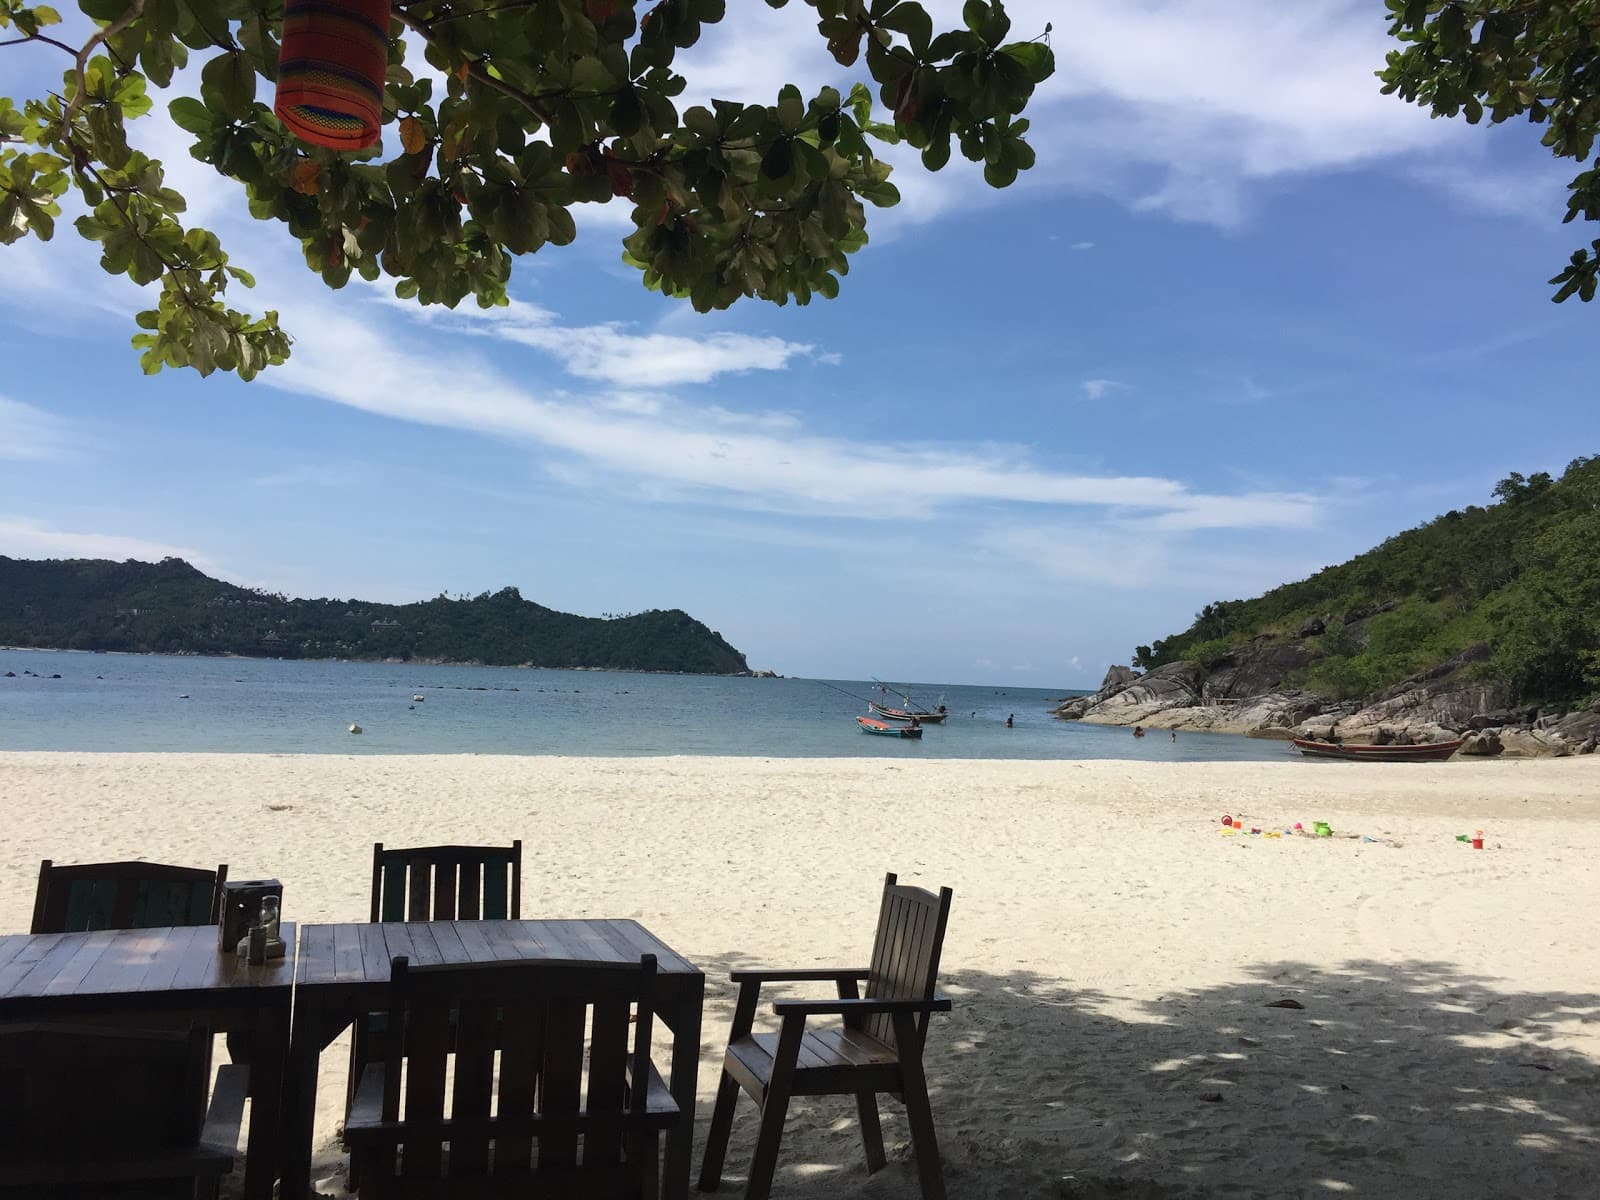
left=0, top=647, right=1293, bottom=761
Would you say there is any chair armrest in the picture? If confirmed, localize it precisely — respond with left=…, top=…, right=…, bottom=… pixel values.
left=772, top=995, right=952, bottom=1018
left=343, top=1063, right=386, bottom=1142
left=199, top=1063, right=249, bottom=1157
left=729, top=967, right=871, bottom=984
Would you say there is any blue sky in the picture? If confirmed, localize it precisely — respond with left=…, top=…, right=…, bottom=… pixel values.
left=2, top=1, right=1595, bottom=686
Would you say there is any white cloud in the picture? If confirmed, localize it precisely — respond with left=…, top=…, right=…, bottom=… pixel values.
left=389, top=298, right=821, bottom=388
left=0, top=397, right=75, bottom=462
left=1071, top=242, right=1097, bottom=251
left=1082, top=379, right=1127, bottom=401
left=259, top=280, right=1322, bottom=528
left=0, top=516, right=206, bottom=565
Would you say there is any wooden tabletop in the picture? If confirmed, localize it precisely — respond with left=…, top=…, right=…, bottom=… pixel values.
left=296, top=919, right=701, bottom=988
left=0, top=923, right=295, bottom=1014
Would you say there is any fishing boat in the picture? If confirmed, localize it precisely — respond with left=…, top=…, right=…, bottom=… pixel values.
left=868, top=701, right=947, bottom=724
left=1292, top=737, right=1463, bottom=762
left=857, top=715, right=923, bottom=739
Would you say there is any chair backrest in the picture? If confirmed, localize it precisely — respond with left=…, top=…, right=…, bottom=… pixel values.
left=862, top=872, right=953, bottom=1050
left=0, top=1021, right=209, bottom=1158
left=30, top=859, right=227, bottom=935
left=370, top=841, right=522, bottom=922
left=372, top=954, right=658, bottom=1191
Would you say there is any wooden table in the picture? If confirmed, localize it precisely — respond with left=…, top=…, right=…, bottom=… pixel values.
left=0, top=922, right=294, bottom=1200
left=282, top=918, right=705, bottom=1199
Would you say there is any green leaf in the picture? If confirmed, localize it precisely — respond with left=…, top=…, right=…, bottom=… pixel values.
left=168, top=96, right=218, bottom=136
left=776, top=85, right=804, bottom=134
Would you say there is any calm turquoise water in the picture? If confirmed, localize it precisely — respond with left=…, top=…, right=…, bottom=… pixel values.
left=0, top=649, right=1291, bottom=761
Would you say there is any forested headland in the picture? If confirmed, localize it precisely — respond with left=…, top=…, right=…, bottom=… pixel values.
left=0, top=557, right=751, bottom=675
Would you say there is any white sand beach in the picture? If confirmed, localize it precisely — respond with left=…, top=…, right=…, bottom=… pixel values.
left=1, top=752, right=1596, bottom=1199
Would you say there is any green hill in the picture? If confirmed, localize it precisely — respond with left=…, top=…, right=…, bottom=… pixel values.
left=1134, top=456, right=1600, bottom=705
left=0, top=557, right=750, bottom=675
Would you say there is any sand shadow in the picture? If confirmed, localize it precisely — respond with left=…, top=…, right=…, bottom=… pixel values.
left=693, top=953, right=1600, bottom=1199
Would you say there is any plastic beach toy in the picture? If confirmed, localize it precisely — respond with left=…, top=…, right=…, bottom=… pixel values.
left=1313, top=821, right=1333, bottom=838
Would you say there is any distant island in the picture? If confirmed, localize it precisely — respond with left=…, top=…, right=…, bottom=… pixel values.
left=0, top=557, right=752, bottom=675
left=1061, top=456, right=1600, bottom=757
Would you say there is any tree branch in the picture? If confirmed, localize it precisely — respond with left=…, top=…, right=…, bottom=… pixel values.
left=63, top=0, right=146, bottom=127
left=0, top=31, right=80, bottom=54
left=390, top=7, right=555, bottom=125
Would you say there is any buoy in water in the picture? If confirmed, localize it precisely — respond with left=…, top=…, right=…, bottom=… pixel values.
left=349, top=723, right=363, bottom=735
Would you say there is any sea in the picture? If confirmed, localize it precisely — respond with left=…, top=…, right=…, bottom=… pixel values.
left=0, top=648, right=1293, bottom=762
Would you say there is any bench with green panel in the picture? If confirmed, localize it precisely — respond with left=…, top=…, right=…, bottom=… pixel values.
left=30, top=860, right=227, bottom=935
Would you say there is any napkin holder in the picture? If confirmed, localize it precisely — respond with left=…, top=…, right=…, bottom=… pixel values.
left=219, top=878, right=284, bottom=954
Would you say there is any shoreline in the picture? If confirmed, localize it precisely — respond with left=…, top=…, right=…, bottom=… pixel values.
left=2, top=753, right=1594, bottom=1198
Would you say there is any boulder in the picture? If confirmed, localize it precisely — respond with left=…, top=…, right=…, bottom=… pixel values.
left=1299, top=616, right=1326, bottom=637
left=1090, top=661, right=1202, bottom=712
left=1498, top=728, right=1572, bottom=758
left=1098, top=664, right=1139, bottom=693
left=1551, top=709, right=1600, bottom=749
left=1458, top=730, right=1503, bottom=756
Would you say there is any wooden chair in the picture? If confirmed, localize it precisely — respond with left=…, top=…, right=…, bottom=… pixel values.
left=369, top=840, right=523, bottom=922
left=348, top=839, right=525, bottom=1181
left=30, top=859, right=227, bottom=934
left=344, top=954, right=679, bottom=1199
left=0, top=1021, right=248, bottom=1199
left=699, top=873, right=954, bottom=1200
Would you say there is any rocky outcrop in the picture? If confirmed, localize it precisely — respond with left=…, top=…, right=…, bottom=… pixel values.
left=1330, top=646, right=1511, bottom=742
left=1058, top=641, right=1598, bottom=757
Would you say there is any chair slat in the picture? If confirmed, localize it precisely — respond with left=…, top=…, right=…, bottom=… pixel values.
left=381, top=861, right=408, bottom=922
left=458, top=860, right=482, bottom=921
left=449, top=996, right=498, bottom=1175
left=406, top=862, right=432, bottom=923
left=432, top=862, right=457, bottom=921
left=494, top=998, right=543, bottom=1175
left=537, top=998, right=587, bottom=1169
left=585, top=997, right=631, bottom=1166
left=481, top=856, right=510, bottom=920
left=399, top=1001, right=451, bottom=1178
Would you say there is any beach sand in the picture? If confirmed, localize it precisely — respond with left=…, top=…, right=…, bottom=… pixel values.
left=1, top=752, right=1596, bottom=1199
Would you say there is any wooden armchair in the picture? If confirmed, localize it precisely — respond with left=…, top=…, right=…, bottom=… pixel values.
left=699, top=873, right=954, bottom=1200
left=31, top=859, right=227, bottom=934
left=344, top=954, right=679, bottom=1199
left=0, top=1021, right=248, bottom=1199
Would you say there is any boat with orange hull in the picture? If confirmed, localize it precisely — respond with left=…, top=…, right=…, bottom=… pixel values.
left=856, top=715, right=923, bottom=739
left=1292, top=737, right=1463, bottom=762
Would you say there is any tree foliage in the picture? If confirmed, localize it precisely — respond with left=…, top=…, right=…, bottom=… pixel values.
left=1379, top=1, right=1600, bottom=304
left=0, top=554, right=752, bottom=671
left=0, top=0, right=1054, bottom=378
left=1134, top=455, right=1600, bottom=704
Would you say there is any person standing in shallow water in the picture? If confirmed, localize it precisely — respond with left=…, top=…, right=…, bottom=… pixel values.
left=1005, top=714, right=1014, bottom=728
left=1171, top=729, right=1177, bottom=742
left=1133, top=725, right=1144, bottom=738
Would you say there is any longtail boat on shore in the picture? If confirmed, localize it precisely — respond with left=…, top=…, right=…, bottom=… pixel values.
left=869, top=700, right=947, bottom=724
left=856, top=715, right=924, bottom=739
left=1292, top=737, right=1463, bottom=762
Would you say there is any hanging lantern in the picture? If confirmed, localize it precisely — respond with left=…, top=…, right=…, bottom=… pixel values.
left=274, top=0, right=391, bottom=151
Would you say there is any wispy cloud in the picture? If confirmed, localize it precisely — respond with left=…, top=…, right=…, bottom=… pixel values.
left=261, top=282, right=1322, bottom=528
left=1082, top=378, right=1127, bottom=401
left=0, top=397, right=76, bottom=462
left=0, top=516, right=206, bottom=565
left=1071, top=242, right=1096, bottom=251
left=390, top=298, right=821, bottom=387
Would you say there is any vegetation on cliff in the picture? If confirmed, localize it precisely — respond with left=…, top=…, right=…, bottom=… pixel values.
left=0, top=556, right=749, bottom=674
left=1134, top=456, right=1600, bottom=705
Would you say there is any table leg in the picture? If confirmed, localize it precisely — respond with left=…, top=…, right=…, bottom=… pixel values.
left=280, top=993, right=332, bottom=1200
left=662, top=974, right=705, bottom=1200
left=240, top=1000, right=289, bottom=1200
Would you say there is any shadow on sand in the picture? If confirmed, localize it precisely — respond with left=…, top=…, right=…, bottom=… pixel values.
left=694, top=953, right=1599, bottom=1200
